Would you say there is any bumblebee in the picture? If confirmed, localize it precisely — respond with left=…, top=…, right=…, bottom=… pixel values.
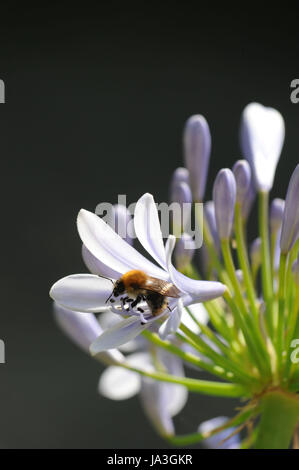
left=105, top=269, right=180, bottom=316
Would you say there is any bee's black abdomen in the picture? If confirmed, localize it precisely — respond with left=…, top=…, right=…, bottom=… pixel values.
left=146, top=292, right=168, bottom=316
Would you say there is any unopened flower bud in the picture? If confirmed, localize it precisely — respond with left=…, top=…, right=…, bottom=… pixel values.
left=250, top=237, right=262, bottom=269
left=270, top=198, right=285, bottom=234
left=174, top=233, right=195, bottom=271
left=232, top=160, right=251, bottom=206
left=242, top=179, right=256, bottom=221
left=204, top=201, right=220, bottom=250
left=292, top=254, right=299, bottom=285
left=280, top=164, right=299, bottom=254
left=183, top=115, right=211, bottom=202
left=240, top=102, right=285, bottom=192
left=170, top=167, right=190, bottom=194
left=213, top=169, right=236, bottom=240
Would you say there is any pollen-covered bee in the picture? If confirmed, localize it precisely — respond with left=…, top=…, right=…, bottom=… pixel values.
left=105, top=269, right=180, bottom=316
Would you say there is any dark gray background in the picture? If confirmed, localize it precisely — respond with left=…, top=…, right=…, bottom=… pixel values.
left=0, top=3, right=298, bottom=448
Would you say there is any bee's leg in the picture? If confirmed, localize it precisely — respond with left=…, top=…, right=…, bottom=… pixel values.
left=120, top=297, right=130, bottom=311
left=130, top=295, right=142, bottom=309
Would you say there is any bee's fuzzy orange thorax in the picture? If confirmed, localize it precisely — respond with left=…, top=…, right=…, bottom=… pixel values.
left=121, top=270, right=147, bottom=291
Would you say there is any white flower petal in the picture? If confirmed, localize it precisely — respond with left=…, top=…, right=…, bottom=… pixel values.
left=198, top=416, right=241, bottom=449
left=98, top=352, right=153, bottom=400
left=241, top=103, right=285, bottom=192
left=50, top=274, right=113, bottom=313
left=90, top=317, right=150, bottom=355
left=157, top=350, right=188, bottom=416
left=77, top=209, right=168, bottom=280
left=54, top=303, right=102, bottom=352
left=98, top=366, right=141, bottom=400
left=82, top=244, right=120, bottom=279
left=134, top=193, right=167, bottom=269
left=158, top=299, right=183, bottom=340
left=166, top=236, right=226, bottom=301
left=139, top=378, right=175, bottom=437
left=181, top=303, right=209, bottom=334
left=54, top=303, right=124, bottom=364
left=98, top=312, right=147, bottom=353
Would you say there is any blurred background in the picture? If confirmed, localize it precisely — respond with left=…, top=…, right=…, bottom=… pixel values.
left=0, top=2, right=299, bottom=448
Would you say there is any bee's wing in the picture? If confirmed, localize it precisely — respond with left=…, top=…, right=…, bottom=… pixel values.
left=142, top=277, right=180, bottom=298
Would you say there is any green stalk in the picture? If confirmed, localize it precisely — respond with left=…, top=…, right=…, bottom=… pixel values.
left=167, top=405, right=256, bottom=447
left=185, top=306, right=234, bottom=357
left=142, top=330, right=236, bottom=382
left=194, top=202, right=232, bottom=289
left=258, top=191, right=274, bottom=335
left=179, top=322, right=258, bottom=386
left=277, top=252, right=287, bottom=371
left=204, top=300, right=237, bottom=344
left=284, top=289, right=299, bottom=379
left=235, top=203, right=259, bottom=322
left=255, top=390, right=299, bottom=449
left=221, top=240, right=271, bottom=377
left=121, top=362, right=247, bottom=397
left=258, top=191, right=273, bottom=302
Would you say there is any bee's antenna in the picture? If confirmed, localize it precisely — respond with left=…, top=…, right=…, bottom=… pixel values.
left=97, top=273, right=114, bottom=285
left=96, top=274, right=115, bottom=303
left=105, top=292, right=113, bottom=304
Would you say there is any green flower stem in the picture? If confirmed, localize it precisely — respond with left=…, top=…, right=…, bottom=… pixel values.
left=221, top=240, right=271, bottom=378
left=167, top=405, right=256, bottom=447
left=185, top=306, right=236, bottom=359
left=178, top=323, right=258, bottom=387
left=203, top=301, right=237, bottom=344
left=277, top=252, right=287, bottom=371
left=255, top=390, right=299, bottom=449
left=121, top=362, right=247, bottom=397
left=194, top=202, right=232, bottom=289
left=289, top=379, right=299, bottom=393
left=284, top=289, right=299, bottom=379
left=142, top=330, right=237, bottom=382
left=235, top=202, right=259, bottom=322
left=270, top=231, right=277, bottom=278
left=185, top=306, right=249, bottom=369
left=286, top=240, right=299, bottom=323
left=258, top=191, right=274, bottom=333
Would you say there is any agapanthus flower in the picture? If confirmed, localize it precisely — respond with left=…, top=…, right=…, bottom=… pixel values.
left=51, top=102, right=299, bottom=450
